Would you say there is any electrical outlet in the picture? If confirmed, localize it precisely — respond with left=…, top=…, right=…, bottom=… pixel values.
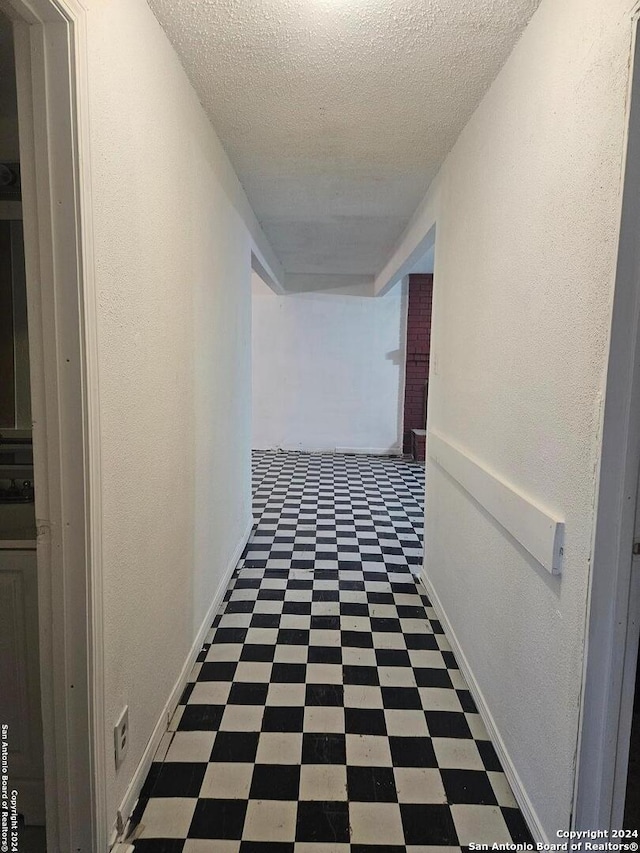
left=114, top=706, right=129, bottom=769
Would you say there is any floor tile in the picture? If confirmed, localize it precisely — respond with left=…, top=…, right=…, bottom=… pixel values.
left=165, top=732, right=216, bottom=763
left=419, top=687, right=463, bottom=712
left=384, top=708, right=429, bottom=737
left=441, top=768, right=499, bottom=805
left=394, top=766, right=447, bottom=803
left=344, top=708, right=387, bottom=735
left=262, top=706, right=305, bottom=732
left=295, top=801, right=350, bottom=843
left=432, top=737, right=484, bottom=770
left=400, top=803, right=459, bottom=845
left=249, top=765, right=300, bottom=801
left=199, top=763, right=253, bottom=799
left=345, top=733, right=393, bottom=767
left=489, top=771, right=518, bottom=808
left=211, top=732, right=260, bottom=763
left=305, top=683, right=344, bottom=706
left=424, top=710, right=472, bottom=738
left=255, top=732, right=303, bottom=765
left=450, top=804, right=512, bottom=845
left=188, top=798, right=247, bottom=839
left=266, top=683, right=306, bottom=706
left=131, top=451, right=531, bottom=851
left=477, top=738, right=502, bottom=771
left=189, top=682, right=231, bottom=705
left=234, top=662, right=273, bottom=683
left=274, top=645, right=308, bottom=664
left=270, top=664, right=306, bottom=684
left=347, top=765, right=397, bottom=802
left=462, top=712, right=487, bottom=739
left=143, top=764, right=207, bottom=798
left=302, top=733, right=346, bottom=764
left=389, top=736, right=437, bottom=768
left=139, top=798, right=197, bottom=838
left=298, top=764, right=348, bottom=801
left=349, top=801, right=404, bottom=845
left=303, top=706, right=345, bottom=733
left=306, top=663, right=342, bottom=684
left=220, top=705, right=265, bottom=732
left=502, top=806, right=535, bottom=843
left=199, top=662, right=238, bottom=682
left=378, top=665, right=417, bottom=687
left=178, top=705, right=225, bottom=732
left=131, top=841, right=187, bottom=852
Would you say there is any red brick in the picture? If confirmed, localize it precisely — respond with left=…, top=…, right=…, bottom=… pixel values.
left=402, top=273, right=433, bottom=445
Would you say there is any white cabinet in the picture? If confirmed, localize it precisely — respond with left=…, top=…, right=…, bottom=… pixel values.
left=0, top=546, right=45, bottom=825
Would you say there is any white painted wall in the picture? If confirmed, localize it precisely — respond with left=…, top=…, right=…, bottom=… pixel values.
left=375, top=0, right=633, bottom=838
left=252, top=273, right=406, bottom=453
left=83, top=0, right=281, bottom=827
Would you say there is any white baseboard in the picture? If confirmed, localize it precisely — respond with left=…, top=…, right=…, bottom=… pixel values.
left=112, top=517, right=254, bottom=843
left=254, top=445, right=402, bottom=456
left=334, top=446, right=402, bottom=456
left=419, top=568, right=548, bottom=844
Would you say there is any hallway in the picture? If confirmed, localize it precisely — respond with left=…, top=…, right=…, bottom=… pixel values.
left=130, top=452, right=532, bottom=850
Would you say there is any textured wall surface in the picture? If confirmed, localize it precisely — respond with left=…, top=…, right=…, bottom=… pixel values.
left=84, top=0, right=276, bottom=824
left=252, top=274, right=406, bottom=453
left=145, top=0, right=539, bottom=289
left=389, top=0, right=632, bottom=836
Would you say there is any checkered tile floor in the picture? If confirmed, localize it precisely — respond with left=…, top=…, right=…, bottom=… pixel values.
left=130, top=452, right=532, bottom=852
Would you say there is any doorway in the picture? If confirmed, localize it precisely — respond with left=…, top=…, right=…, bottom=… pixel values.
left=0, top=0, right=105, bottom=849
left=0, top=13, right=45, bottom=846
left=574, top=12, right=640, bottom=832
left=0, top=177, right=45, bottom=852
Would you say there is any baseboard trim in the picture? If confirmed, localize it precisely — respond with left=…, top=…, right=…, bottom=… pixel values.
left=112, top=517, right=254, bottom=843
left=253, top=446, right=403, bottom=456
left=334, top=446, right=402, bottom=456
left=419, top=568, right=548, bottom=844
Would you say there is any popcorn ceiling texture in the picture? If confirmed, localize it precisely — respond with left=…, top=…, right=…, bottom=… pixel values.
left=146, top=0, right=540, bottom=285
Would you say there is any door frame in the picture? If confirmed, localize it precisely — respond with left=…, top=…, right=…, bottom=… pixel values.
left=574, top=9, right=640, bottom=831
left=2, top=0, right=105, bottom=849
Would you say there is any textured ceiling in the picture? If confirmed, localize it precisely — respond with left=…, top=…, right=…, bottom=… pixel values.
left=147, top=0, right=539, bottom=289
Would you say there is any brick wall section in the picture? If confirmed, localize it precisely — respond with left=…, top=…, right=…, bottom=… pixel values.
left=402, top=274, right=433, bottom=453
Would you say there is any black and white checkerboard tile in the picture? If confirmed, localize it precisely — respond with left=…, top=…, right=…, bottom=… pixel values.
left=130, top=452, right=532, bottom=851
